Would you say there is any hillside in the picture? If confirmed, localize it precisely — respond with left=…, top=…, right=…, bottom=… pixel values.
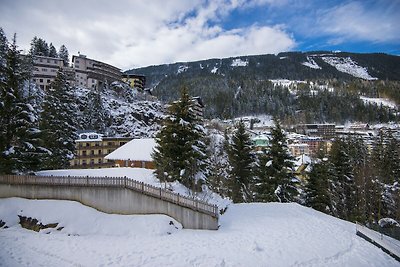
left=36, top=82, right=165, bottom=137
left=0, top=197, right=398, bottom=266
left=126, top=51, right=400, bottom=122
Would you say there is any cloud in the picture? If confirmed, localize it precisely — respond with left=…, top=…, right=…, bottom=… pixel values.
left=0, top=0, right=296, bottom=69
left=316, top=1, right=400, bottom=44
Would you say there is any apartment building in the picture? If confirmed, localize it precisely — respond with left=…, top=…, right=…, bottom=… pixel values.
left=295, top=124, right=336, bottom=139
left=69, top=132, right=133, bottom=169
left=32, top=55, right=64, bottom=90
left=122, top=73, right=146, bottom=90
left=72, top=54, right=122, bottom=89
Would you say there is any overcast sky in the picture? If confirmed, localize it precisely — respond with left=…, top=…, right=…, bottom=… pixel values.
left=0, top=0, right=399, bottom=70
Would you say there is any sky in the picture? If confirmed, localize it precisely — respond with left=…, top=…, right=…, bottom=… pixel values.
left=0, top=0, right=399, bottom=70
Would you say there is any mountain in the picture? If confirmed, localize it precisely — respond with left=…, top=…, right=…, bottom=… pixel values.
left=126, top=51, right=400, bottom=122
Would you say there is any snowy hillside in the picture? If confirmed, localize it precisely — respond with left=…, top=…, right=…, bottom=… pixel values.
left=0, top=198, right=398, bottom=266
left=321, top=56, right=378, bottom=80
left=75, top=83, right=164, bottom=137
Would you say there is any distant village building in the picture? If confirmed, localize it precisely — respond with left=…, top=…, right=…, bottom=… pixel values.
left=70, top=132, right=132, bottom=169
left=252, top=134, right=270, bottom=151
left=122, top=73, right=146, bottom=90
left=288, top=143, right=310, bottom=156
left=105, top=138, right=156, bottom=169
left=295, top=124, right=336, bottom=139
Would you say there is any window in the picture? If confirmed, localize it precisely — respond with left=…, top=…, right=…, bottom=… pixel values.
left=82, top=160, right=87, bottom=165
left=98, top=159, right=102, bottom=164
left=91, top=150, right=95, bottom=155
left=86, top=143, right=90, bottom=147
left=39, top=58, right=43, bottom=62
left=47, top=79, right=51, bottom=84
left=75, top=60, right=80, bottom=63
left=42, top=68, right=47, bottom=72
left=98, top=150, right=102, bottom=155
left=39, top=79, right=43, bottom=83
left=90, top=159, right=95, bottom=165
left=54, top=60, right=57, bottom=63
left=47, top=59, right=50, bottom=63
left=82, top=151, right=87, bottom=156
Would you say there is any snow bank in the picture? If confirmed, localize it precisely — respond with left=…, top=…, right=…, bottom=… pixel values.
left=0, top=200, right=397, bottom=266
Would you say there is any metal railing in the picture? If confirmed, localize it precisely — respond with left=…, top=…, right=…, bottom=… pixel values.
left=0, top=175, right=218, bottom=218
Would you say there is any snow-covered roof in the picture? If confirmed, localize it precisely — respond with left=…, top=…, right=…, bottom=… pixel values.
left=105, top=138, right=156, bottom=161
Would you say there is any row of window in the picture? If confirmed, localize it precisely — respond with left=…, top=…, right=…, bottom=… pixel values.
left=75, top=158, right=111, bottom=165
left=37, top=58, right=61, bottom=64
left=36, top=78, right=52, bottom=84
left=78, top=141, right=126, bottom=147
left=81, top=149, right=112, bottom=156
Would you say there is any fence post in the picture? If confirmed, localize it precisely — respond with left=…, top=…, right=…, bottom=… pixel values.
left=160, top=187, right=162, bottom=199
left=124, top=176, right=127, bottom=188
left=177, top=193, right=179, bottom=204
left=142, top=182, right=144, bottom=192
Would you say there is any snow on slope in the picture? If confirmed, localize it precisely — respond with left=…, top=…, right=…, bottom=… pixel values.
left=360, top=96, right=398, bottom=109
left=302, top=56, right=321, bottom=69
left=321, top=57, right=378, bottom=80
left=0, top=199, right=398, bottom=267
left=231, top=58, right=248, bottom=67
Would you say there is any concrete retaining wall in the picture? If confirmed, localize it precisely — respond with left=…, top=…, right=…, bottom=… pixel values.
left=0, top=184, right=218, bottom=230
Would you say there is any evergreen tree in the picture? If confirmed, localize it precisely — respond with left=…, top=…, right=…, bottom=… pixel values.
left=206, top=131, right=230, bottom=197
left=82, top=87, right=109, bottom=133
left=29, top=37, right=49, bottom=56
left=227, top=120, right=255, bottom=203
left=256, top=120, right=297, bottom=202
left=0, top=34, right=45, bottom=174
left=39, top=70, right=77, bottom=169
left=48, top=43, right=57, bottom=58
left=153, top=87, right=207, bottom=193
left=329, top=138, right=356, bottom=221
left=304, top=158, right=332, bottom=214
left=58, top=45, right=69, bottom=66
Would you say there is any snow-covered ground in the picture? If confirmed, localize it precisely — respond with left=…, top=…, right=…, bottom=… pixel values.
left=360, top=96, right=398, bottom=109
left=1, top=198, right=398, bottom=266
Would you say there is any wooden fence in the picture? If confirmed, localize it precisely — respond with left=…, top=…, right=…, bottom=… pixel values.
left=0, top=175, right=218, bottom=218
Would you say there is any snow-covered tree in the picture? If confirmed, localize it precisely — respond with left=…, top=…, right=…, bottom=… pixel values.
left=206, top=130, right=230, bottom=197
left=48, top=43, right=57, bottom=58
left=227, top=120, right=255, bottom=203
left=304, top=158, right=332, bottom=214
left=58, top=45, right=69, bottom=66
left=255, top=120, right=297, bottom=203
left=29, top=37, right=49, bottom=56
left=0, top=33, right=45, bottom=173
left=153, top=87, right=207, bottom=193
left=82, top=87, right=109, bottom=133
left=39, top=69, right=77, bottom=169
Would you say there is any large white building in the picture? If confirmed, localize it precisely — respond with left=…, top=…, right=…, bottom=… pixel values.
left=32, top=54, right=123, bottom=90
left=32, top=55, right=65, bottom=90
left=72, top=54, right=122, bottom=89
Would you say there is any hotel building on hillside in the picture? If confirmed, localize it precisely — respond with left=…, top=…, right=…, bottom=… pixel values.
left=32, top=54, right=125, bottom=90
left=32, top=55, right=65, bottom=90
left=72, top=54, right=122, bottom=89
